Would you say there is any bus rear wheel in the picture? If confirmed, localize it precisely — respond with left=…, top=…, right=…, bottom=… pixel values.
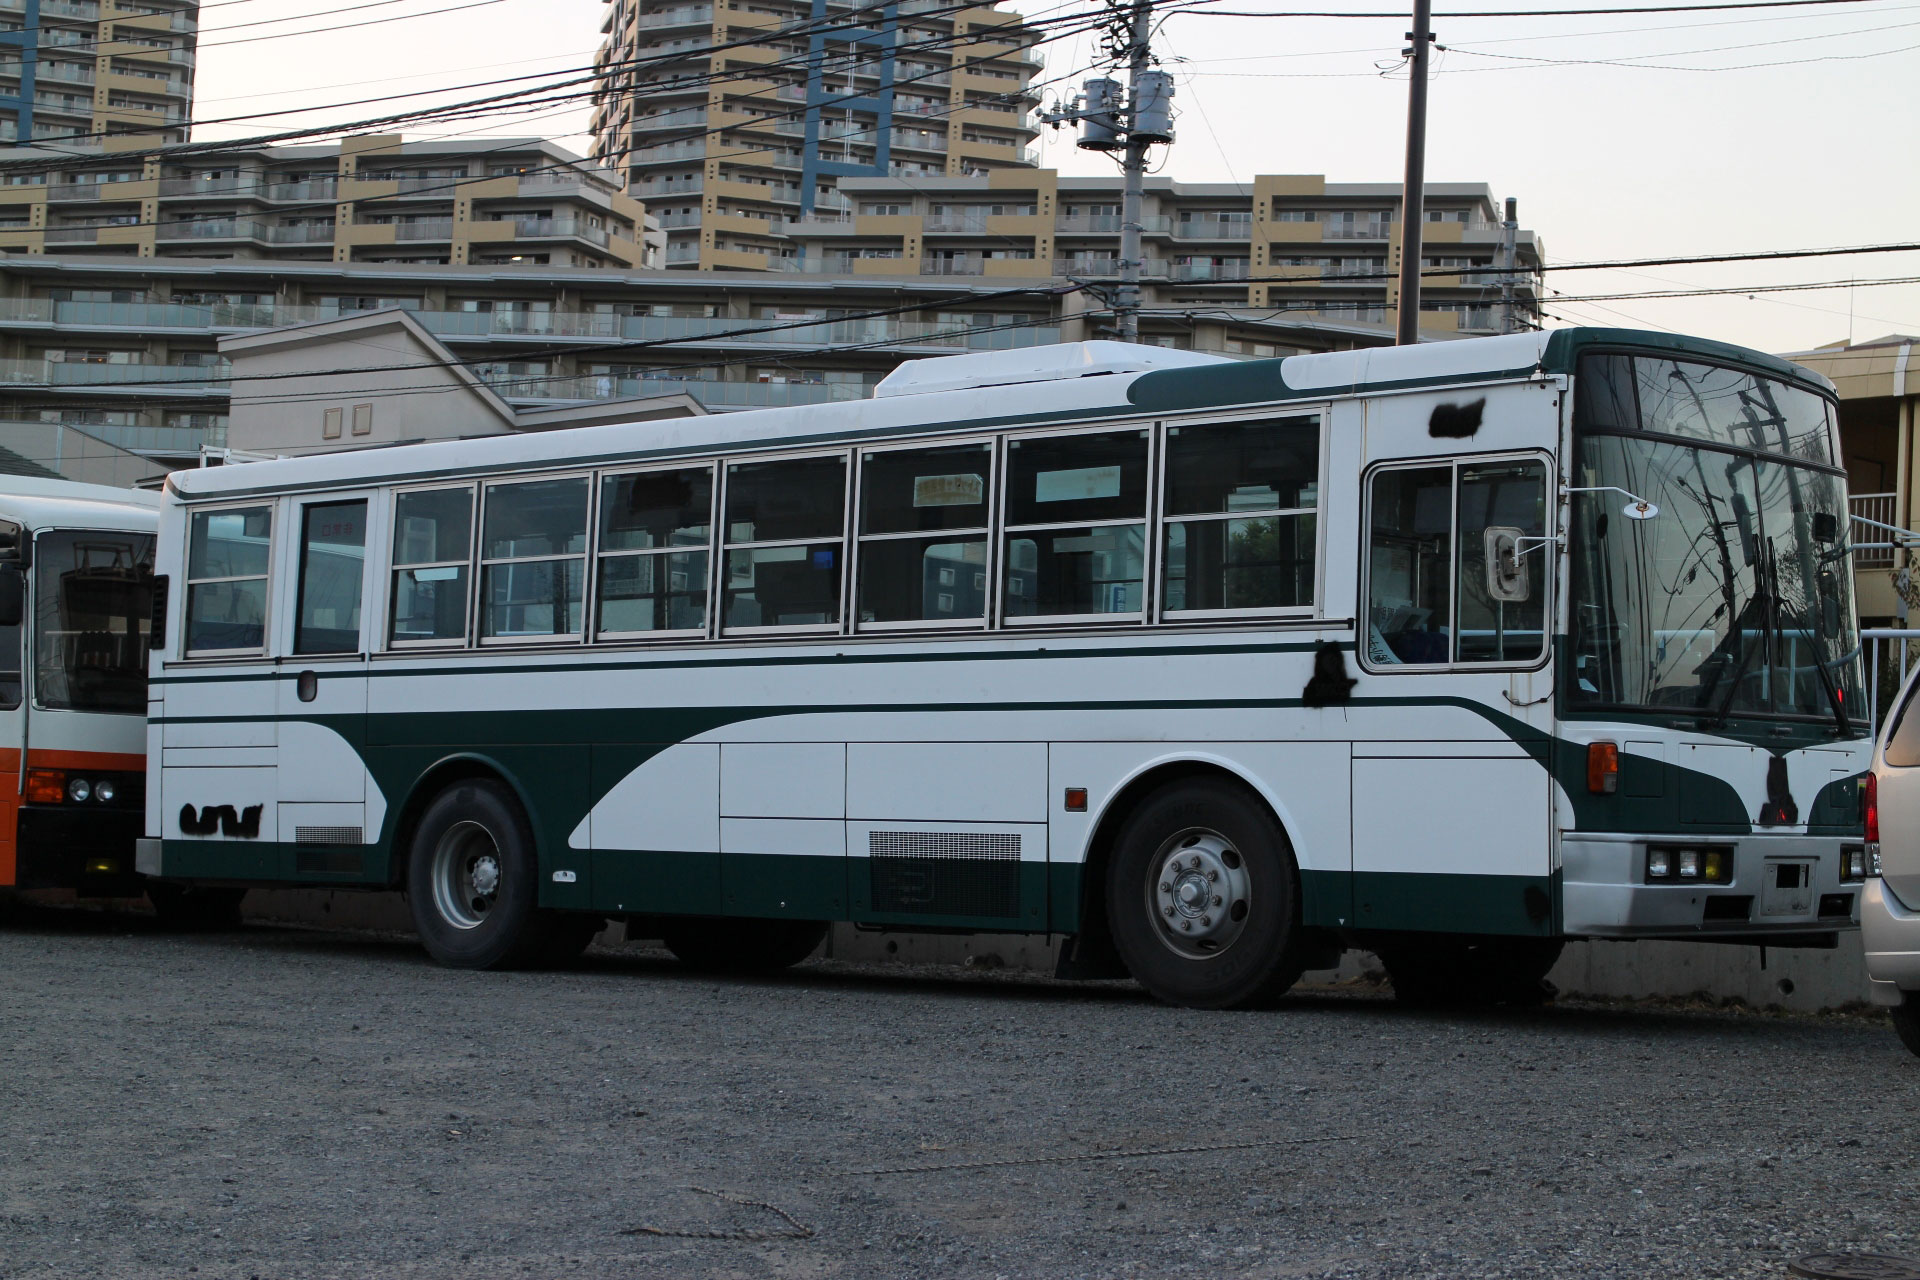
left=1106, top=779, right=1308, bottom=1010
left=1375, top=934, right=1564, bottom=1006
left=660, top=917, right=827, bottom=973
left=407, top=779, right=557, bottom=970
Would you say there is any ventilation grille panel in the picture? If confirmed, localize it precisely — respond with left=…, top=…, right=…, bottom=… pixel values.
left=294, top=826, right=363, bottom=846
left=868, top=830, right=1022, bottom=919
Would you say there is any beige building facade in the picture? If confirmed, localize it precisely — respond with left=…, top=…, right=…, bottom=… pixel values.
left=0, top=136, right=653, bottom=269
left=592, top=0, right=1043, bottom=272
left=0, top=0, right=195, bottom=147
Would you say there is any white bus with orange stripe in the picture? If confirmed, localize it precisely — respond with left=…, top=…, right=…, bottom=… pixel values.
left=0, top=477, right=158, bottom=899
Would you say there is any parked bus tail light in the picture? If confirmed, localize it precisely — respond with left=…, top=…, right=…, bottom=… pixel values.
left=1647, top=845, right=1733, bottom=884
left=1587, top=742, right=1619, bottom=794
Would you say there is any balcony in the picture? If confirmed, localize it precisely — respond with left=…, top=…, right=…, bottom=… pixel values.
left=269, top=222, right=337, bottom=244
left=39, top=0, right=100, bottom=18
left=1324, top=221, right=1394, bottom=241
left=157, top=218, right=268, bottom=241
left=391, top=219, right=454, bottom=241
left=1176, top=218, right=1252, bottom=241
left=636, top=3, right=710, bottom=25
left=0, top=359, right=230, bottom=389
left=264, top=179, right=338, bottom=202
left=44, top=225, right=104, bottom=243
left=655, top=211, right=703, bottom=229
left=922, top=255, right=984, bottom=276
left=636, top=179, right=704, bottom=198
left=158, top=176, right=252, bottom=197
left=512, top=216, right=611, bottom=247
left=1170, top=261, right=1250, bottom=282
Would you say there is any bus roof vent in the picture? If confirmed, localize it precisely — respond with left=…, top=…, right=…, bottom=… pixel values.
left=873, top=341, right=1230, bottom=399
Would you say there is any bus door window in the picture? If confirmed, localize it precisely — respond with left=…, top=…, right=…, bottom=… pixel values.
left=855, top=441, right=991, bottom=627
left=1003, top=428, right=1149, bottom=621
left=185, top=506, right=272, bottom=655
left=1162, top=416, right=1319, bottom=616
left=721, top=453, right=847, bottom=631
left=1365, top=459, right=1550, bottom=668
left=293, top=500, right=368, bottom=655
left=596, top=466, right=713, bottom=637
left=1456, top=461, right=1548, bottom=663
left=390, top=486, right=474, bottom=647
left=32, top=529, right=155, bottom=710
left=480, top=477, right=589, bottom=642
left=1366, top=467, right=1452, bottom=665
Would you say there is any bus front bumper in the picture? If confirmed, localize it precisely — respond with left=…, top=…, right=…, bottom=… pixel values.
left=12, top=805, right=146, bottom=896
left=1561, top=833, right=1864, bottom=940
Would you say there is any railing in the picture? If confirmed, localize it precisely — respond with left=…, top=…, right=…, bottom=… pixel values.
left=655, top=211, right=703, bottom=228
left=1176, top=219, right=1253, bottom=241
left=1325, top=222, right=1394, bottom=240
left=43, top=226, right=102, bottom=243
left=637, top=5, right=710, bottom=26
left=49, top=181, right=138, bottom=201
left=1170, top=261, right=1251, bottom=282
left=0, top=358, right=229, bottom=388
left=158, top=176, right=249, bottom=197
left=1853, top=493, right=1899, bottom=569
left=923, top=215, right=991, bottom=233
left=1865, top=629, right=1920, bottom=727
left=40, top=0, right=100, bottom=18
left=922, top=256, right=985, bottom=276
left=269, top=223, right=337, bottom=244
left=263, top=180, right=338, bottom=201
left=513, top=217, right=611, bottom=246
left=157, top=218, right=267, bottom=239
left=516, top=171, right=620, bottom=194
left=636, top=180, right=703, bottom=197
left=391, top=219, right=454, bottom=241
left=36, top=62, right=94, bottom=85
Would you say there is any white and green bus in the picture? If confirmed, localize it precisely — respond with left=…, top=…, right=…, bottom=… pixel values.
left=136, top=330, right=1873, bottom=1007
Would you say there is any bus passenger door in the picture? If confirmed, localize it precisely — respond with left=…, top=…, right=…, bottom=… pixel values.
left=0, top=532, right=20, bottom=887
left=1351, top=456, right=1557, bottom=937
left=276, top=493, right=375, bottom=879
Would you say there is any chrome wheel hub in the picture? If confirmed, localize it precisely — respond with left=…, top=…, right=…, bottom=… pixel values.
left=430, top=821, right=502, bottom=931
left=1149, top=829, right=1251, bottom=959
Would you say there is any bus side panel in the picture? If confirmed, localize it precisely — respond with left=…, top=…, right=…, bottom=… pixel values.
left=580, top=742, right=723, bottom=918
left=1048, top=741, right=1355, bottom=933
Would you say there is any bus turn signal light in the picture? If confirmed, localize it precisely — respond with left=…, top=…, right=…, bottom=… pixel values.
left=1588, top=742, right=1619, bottom=795
left=24, top=769, right=65, bottom=804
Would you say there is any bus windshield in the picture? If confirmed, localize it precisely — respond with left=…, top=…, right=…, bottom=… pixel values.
left=1566, top=353, right=1864, bottom=726
left=33, top=528, right=156, bottom=714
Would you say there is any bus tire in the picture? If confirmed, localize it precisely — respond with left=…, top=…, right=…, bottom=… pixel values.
left=407, top=779, right=555, bottom=970
left=1376, top=934, right=1564, bottom=1006
left=660, top=917, right=827, bottom=973
left=1106, top=779, right=1307, bottom=1010
left=1891, top=996, right=1920, bottom=1058
left=147, top=883, right=246, bottom=931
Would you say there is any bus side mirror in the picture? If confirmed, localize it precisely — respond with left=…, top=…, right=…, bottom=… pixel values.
left=1483, top=526, right=1531, bottom=603
left=0, top=565, right=22, bottom=628
left=1812, top=511, right=1839, bottom=544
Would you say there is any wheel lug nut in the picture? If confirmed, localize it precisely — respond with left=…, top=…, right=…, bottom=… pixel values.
left=1163, top=906, right=1174, bottom=917
left=1180, top=921, right=1192, bottom=931
left=1159, top=882, right=1171, bottom=893
left=1213, top=895, right=1223, bottom=907
left=1201, top=915, right=1212, bottom=927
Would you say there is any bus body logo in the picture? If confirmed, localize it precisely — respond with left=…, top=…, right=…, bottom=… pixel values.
left=179, top=803, right=263, bottom=839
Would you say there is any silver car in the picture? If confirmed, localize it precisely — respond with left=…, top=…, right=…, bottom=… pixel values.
left=1867, top=667, right=1920, bottom=1056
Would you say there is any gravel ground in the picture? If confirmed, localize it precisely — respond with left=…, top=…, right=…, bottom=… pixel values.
left=2, top=900, right=1917, bottom=1280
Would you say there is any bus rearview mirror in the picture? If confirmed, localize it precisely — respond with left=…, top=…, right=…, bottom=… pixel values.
left=1483, top=526, right=1530, bottom=603
left=0, top=565, right=21, bottom=628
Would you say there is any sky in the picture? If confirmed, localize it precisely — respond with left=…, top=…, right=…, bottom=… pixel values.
left=185, top=0, right=1920, bottom=354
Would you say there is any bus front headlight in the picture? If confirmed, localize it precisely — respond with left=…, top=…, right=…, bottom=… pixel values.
left=67, top=778, right=90, bottom=803
left=94, top=779, right=116, bottom=804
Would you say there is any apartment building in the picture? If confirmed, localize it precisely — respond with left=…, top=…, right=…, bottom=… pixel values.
left=0, top=136, right=653, bottom=268
left=788, top=171, right=1545, bottom=334
left=0, top=0, right=195, bottom=146
left=591, top=0, right=1043, bottom=271
left=0, top=248, right=1417, bottom=475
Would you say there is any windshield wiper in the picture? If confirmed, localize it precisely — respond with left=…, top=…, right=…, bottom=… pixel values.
left=1764, top=541, right=1851, bottom=737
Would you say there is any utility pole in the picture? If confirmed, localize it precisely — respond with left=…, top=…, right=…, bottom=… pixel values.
left=1038, top=0, right=1173, bottom=344
left=1394, top=0, right=1433, bottom=346
left=1116, top=0, right=1153, bottom=343
left=1498, top=196, right=1519, bottom=334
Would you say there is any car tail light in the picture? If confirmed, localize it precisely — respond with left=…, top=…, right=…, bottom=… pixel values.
left=1865, top=772, right=1880, bottom=872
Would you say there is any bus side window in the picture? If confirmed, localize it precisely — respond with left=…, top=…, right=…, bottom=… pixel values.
left=1162, top=416, right=1319, bottom=615
left=1366, top=467, right=1451, bottom=665
left=1003, top=429, right=1149, bottom=621
left=856, top=441, right=991, bottom=627
left=294, top=500, right=368, bottom=656
left=722, top=453, right=847, bottom=632
left=597, top=466, right=713, bottom=637
left=185, top=505, right=272, bottom=656
left=390, top=486, right=474, bottom=647
left=480, top=477, right=589, bottom=642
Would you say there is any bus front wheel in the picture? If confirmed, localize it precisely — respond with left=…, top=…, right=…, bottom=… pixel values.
left=1106, top=780, right=1308, bottom=1010
left=407, top=779, right=557, bottom=969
